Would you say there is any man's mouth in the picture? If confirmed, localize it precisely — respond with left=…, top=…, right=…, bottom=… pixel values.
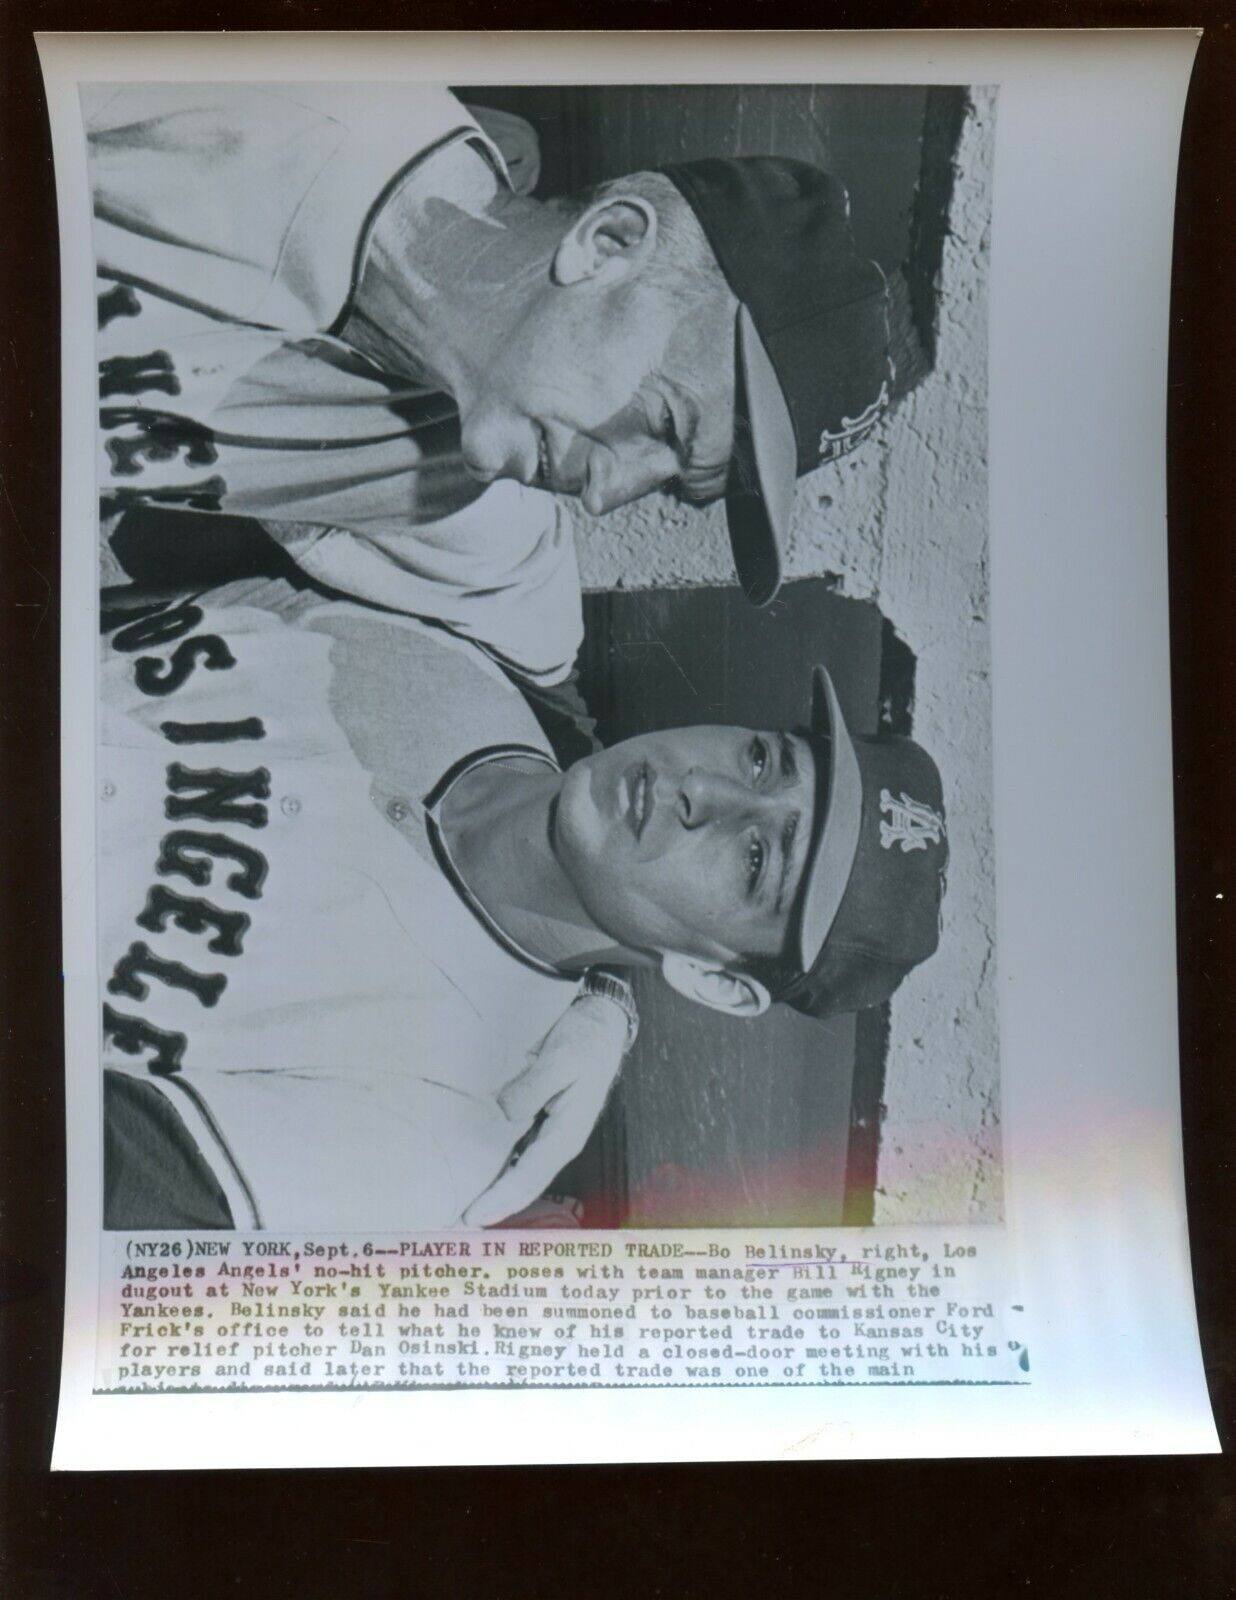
left=532, top=424, right=584, bottom=496
left=623, top=762, right=653, bottom=839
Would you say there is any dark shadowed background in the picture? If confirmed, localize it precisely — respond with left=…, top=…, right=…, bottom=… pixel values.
left=457, top=83, right=958, bottom=1224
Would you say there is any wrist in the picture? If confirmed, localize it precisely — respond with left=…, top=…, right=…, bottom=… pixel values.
left=579, top=969, right=640, bottom=1054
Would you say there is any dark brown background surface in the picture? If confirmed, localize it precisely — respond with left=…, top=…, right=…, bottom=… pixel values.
left=459, top=82, right=949, bottom=1224
left=452, top=83, right=961, bottom=1222
left=459, top=82, right=958, bottom=1224
left=2, top=10, right=1233, bottom=1599
left=462, top=81, right=931, bottom=266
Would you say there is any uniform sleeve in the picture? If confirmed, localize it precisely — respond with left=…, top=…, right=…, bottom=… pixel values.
left=279, top=481, right=585, bottom=688
left=84, top=83, right=494, bottom=334
left=100, top=488, right=584, bottom=689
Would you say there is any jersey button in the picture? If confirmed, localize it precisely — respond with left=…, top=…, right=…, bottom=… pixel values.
left=386, top=797, right=410, bottom=822
left=100, top=781, right=116, bottom=799
left=280, top=795, right=302, bottom=816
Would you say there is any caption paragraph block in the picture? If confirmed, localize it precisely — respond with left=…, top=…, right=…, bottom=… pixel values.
left=96, top=1229, right=1029, bottom=1392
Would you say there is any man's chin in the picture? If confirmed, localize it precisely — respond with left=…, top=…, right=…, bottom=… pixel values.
left=554, top=759, right=604, bottom=858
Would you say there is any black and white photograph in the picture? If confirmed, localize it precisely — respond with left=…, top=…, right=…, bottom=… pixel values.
left=26, top=26, right=1220, bottom=1467
left=4, top=18, right=1235, bottom=1584
left=88, top=78, right=997, bottom=1235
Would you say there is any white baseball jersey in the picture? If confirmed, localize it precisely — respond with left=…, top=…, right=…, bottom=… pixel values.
left=99, top=576, right=622, bottom=1231
left=86, top=82, right=581, bottom=687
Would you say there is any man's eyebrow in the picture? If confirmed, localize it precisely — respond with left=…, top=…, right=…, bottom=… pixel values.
left=774, top=808, right=800, bottom=917
left=680, top=397, right=701, bottom=470
left=771, top=734, right=802, bottom=915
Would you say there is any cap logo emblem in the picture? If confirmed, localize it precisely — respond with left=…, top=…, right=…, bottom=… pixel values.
left=818, top=381, right=889, bottom=464
left=879, top=788, right=944, bottom=853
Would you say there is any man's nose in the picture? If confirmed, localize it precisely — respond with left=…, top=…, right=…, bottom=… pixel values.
left=677, top=768, right=757, bottom=828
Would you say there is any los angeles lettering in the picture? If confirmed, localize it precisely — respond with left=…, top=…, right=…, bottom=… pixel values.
left=97, top=283, right=227, bottom=517
left=102, top=599, right=269, bottom=1076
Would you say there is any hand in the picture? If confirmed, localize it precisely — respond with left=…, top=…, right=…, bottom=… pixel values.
left=463, top=992, right=629, bottom=1227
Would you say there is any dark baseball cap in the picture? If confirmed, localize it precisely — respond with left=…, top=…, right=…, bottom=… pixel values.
left=661, top=159, right=893, bottom=606
left=776, top=667, right=947, bottom=1020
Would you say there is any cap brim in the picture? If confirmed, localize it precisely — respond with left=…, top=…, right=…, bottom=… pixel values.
left=796, top=666, right=864, bottom=971
left=725, top=305, right=796, bottom=607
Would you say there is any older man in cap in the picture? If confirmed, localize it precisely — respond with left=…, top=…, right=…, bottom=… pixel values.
left=89, top=83, right=893, bottom=695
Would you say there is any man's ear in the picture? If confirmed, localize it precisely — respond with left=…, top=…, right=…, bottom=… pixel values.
left=660, top=953, right=771, bottom=1019
left=552, top=195, right=658, bottom=288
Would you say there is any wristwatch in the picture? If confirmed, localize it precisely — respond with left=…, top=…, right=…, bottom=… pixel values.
left=579, top=968, right=640, bottom=1054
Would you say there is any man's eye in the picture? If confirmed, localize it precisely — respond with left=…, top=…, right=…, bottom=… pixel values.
left=750, top=738, right=769, bottom=782
left=746, top=835, right=766, bottom=892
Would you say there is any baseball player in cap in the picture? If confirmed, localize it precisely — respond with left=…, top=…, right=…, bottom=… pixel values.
left=87, top=82, right=892, bottom=693
left=100, top=561, right=945, bottom=1232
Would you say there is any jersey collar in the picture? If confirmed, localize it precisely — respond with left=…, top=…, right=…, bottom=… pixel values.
left=422, top=743, right=572, bottom=982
